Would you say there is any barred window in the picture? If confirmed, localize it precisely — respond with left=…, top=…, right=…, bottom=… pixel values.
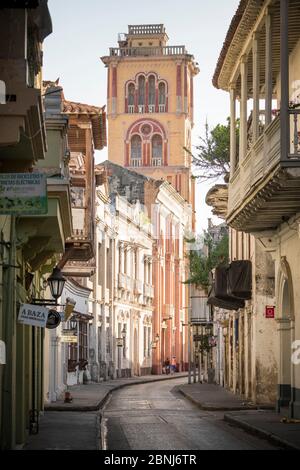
left=148, top=75, right=155, bottom=106
left=131, top=135, right=142, bottom=160
left=138, top=76, right=145, bottom=105
left=128, top=83, right=135, bottom=106
left=152, top=134, right=163, bottom=163
left=159, top=82, right=166, bottom=105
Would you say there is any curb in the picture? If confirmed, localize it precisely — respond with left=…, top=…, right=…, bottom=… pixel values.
left=45, top=374, right=188, bottom=412
left=178, top=388, right=265, bottom=412
left=224, top=413, right=300, bottom=450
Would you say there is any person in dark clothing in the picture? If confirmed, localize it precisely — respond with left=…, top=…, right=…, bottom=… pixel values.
left=164, top=357, right=170, bottom=374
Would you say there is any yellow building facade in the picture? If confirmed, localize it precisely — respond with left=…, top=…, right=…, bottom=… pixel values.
left=101, top=24, right=199, bottom=225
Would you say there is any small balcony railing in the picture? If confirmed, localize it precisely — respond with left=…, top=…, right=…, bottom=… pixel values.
left=130, top=158, right=142, bottom=167
left=144, top=284, right=154, bottom=298
left=290, top=108, right=300, bottom=157
left=109, top=45, right=187, bottom=58
left=128, top=105, right=135, bottom=113
left=134, top=279, right=143, bottom=295
left=126, top=276, right=134, bottom=291
left=158, top=104, right=166, bottom=113
left=152, top=157, right=162, bottom=167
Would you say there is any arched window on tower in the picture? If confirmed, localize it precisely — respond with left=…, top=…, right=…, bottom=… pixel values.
left=138, top=76, right=145, bottom=113
left=128, top=83, right=135, bottom=113
left=152, top=134, right=163, bottom=166
left=131, top=135, right=142, bottom=167
left=148, top=75, right=155, bottom=113
left=158, top=82, right=166, bottom=113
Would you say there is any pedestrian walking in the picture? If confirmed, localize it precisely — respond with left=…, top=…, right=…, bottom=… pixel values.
left=165, top=357, right=170, bottom=374
left=171, top=356, right=176, bottom=374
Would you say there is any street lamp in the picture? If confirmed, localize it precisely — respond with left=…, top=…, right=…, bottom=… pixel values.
left=48, top=267, right=66, bottom=301
left=69, top=317, right=77, bottom=331
left=31, top=266, right=66, bottom=307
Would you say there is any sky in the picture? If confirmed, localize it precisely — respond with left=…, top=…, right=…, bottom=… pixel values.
left=44, top=0, right=240, bottom=233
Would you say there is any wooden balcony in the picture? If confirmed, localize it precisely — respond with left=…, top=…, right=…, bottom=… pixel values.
left=228, top=110, right=300, bottom=233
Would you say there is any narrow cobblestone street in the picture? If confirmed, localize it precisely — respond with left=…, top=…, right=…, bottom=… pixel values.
left=102, top=378, right=280, bottom=450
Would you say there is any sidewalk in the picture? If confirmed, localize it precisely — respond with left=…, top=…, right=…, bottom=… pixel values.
left=177, top=381, right=300, bottom=450
left=224, top=410, right=300, bottom=450
left=177, top=382, right=274, bottom=411
left=24, top=373, right=187, bottom=450
left=44, top=372, right=188, bottom=411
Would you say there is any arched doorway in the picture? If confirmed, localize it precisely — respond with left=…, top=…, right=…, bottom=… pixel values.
left=277, top=257, right=294, bottom=413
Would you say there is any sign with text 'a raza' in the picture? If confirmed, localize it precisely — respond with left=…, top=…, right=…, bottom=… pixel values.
left=0, top=173, right=47, bottom=215
left=18, top=304, right=49, bottom=328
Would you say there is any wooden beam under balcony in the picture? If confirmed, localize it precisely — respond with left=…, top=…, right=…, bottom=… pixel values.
left=228, top=166, right=300, bottom=232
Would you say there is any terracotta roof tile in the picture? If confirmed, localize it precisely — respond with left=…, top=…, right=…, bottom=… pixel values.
left=63, top=100, right=105, bottom=115
left=63, top=100, right=107, bottom=150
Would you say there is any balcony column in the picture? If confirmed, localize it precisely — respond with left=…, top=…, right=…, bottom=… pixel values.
left=265, top=8, right=273, bottom=126
left=229, top=85, right=237, bottom=178
left=280, top=0, right=289, bottom=160
left=239, top=55, right=248, bottom=161
left=252, top=31, right=260, bottom=142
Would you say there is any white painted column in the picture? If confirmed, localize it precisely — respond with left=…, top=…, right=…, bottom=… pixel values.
left=229, top=86, right=237, bottom=177
left=265, top=9, right=273, bottom=126
left=239, top=55, right=248, bottom=161
left=252, top=31, right=260, bottom=142
left=280, top=0, right=289, bottom=160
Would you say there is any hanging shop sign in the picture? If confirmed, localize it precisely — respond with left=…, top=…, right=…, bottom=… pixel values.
left=0, top=173, right=47, bottom=215
left=46, top=309, right=61, bottom=329
left=18, top=304, right=49, bottom=328
left=61, top=335, right=78, bottom=343
left=265, top=306, right=275, bottom=319
left=116, top=338, right=124, bottom=347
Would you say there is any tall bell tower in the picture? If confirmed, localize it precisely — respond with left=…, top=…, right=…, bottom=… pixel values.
left=101, top=24, right=199, bottom=224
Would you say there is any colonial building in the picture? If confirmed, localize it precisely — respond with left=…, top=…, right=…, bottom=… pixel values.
left=95, top=162, right=154, bottom=378
left=43, top=97, right=107, bottom=401
left=145, top=178, right=192, bottom=373
left=212, top=0, right=300, bottom=417
left=0, top=2, right=60, bottom=450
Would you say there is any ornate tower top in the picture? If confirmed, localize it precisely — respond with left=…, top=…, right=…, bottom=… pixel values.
left=117, top=24, right=169, bottom=48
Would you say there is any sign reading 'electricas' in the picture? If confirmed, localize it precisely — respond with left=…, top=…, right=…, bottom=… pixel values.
left=0, top=173, right=47, bottom=215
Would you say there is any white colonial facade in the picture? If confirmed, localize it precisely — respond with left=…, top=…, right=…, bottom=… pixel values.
left=88, top=165, right=154, bottom=379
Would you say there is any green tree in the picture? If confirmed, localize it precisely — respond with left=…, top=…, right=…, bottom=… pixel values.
left=186, top=119, right=238, bottom=181
left=186, top=233, right=229, bottom=291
